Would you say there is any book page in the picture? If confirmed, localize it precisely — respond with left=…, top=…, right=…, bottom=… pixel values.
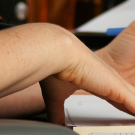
left=89, top=133, right=135, bottom=135
left=73, top=126, right=135, bottom=135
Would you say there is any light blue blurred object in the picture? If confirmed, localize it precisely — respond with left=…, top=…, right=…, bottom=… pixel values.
left=106, top=28, right=125, bottom=36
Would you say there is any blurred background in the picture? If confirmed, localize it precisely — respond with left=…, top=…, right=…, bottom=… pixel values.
left=0, top=0, right=126, bottom=30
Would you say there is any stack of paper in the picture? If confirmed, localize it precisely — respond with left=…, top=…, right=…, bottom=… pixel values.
left=64, top=95, right=135, bottom=126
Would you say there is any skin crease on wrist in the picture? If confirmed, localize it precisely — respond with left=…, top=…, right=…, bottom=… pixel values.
left=0, top=22, right=135, bottom=126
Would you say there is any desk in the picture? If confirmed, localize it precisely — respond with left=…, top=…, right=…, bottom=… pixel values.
left=76, top=0, right=135, bottom=33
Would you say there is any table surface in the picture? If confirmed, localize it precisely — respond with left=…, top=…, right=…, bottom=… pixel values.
left=76, top=0, right=135, bottom=32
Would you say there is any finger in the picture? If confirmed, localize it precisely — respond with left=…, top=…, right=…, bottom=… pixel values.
left=88, top=91, right=135, bottom=117
left=88, top=91, right=109, bottom=101
left=107, top=65, right=135, bottom=96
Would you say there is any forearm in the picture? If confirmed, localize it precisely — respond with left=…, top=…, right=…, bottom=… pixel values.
left=0, top=23, right=77, bottom=97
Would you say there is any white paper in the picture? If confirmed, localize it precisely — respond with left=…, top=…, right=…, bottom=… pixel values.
left=64, top=95, right=135, bottom=126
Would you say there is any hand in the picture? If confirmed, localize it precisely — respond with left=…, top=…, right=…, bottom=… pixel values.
left=39, top=22, right=135, bottom=125
left=0, top=23, right=135, bottom=126
left=95, top=21, right=135, bottom=117
left=95, top=21, right=135, bottom=86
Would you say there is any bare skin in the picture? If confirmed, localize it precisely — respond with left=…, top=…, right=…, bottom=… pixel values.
left=0, top=23, right=135, bottom=126
left=94, top=20, right=135, bottom=116
left=0, top=83, right=45, bottom=118
left=95, top=21, right=135, bottom=87
left=40, top=21, right=135, bottom=125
